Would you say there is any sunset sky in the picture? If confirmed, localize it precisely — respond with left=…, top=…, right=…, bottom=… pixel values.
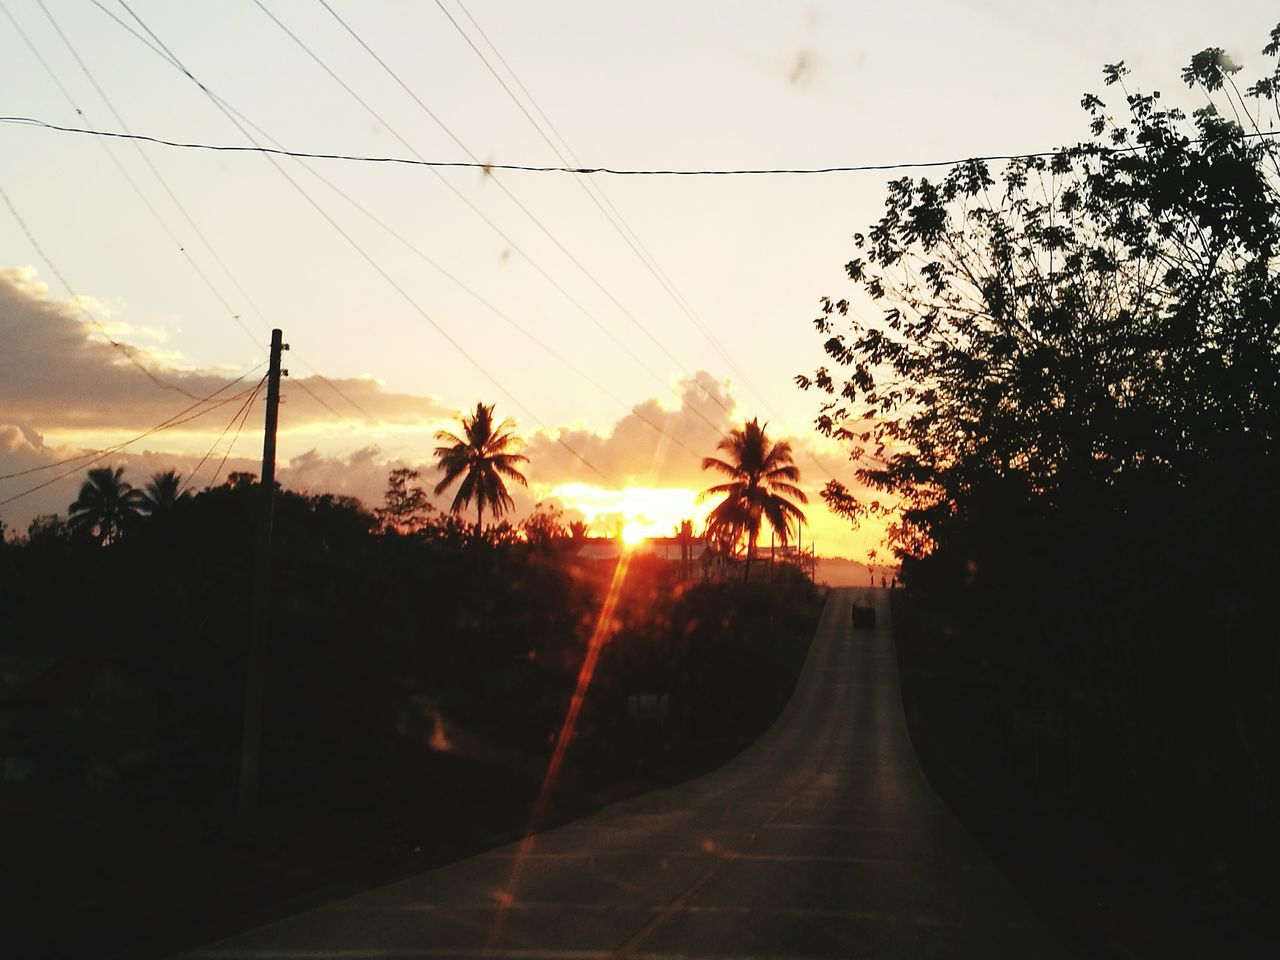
left=2, top=1, right=1273, bottom=557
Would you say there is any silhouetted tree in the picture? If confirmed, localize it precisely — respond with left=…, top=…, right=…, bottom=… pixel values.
left=68, top=467, right=146, bottom=545
left=521, top=502, right=567, bottom=545
left=700, top=419, right=807, bottom=580
left=800, top=32, right=1280, bottom=560
left=433, top=403, right=529, bottom=538
left=801, top=29, right=1280, bottom=889
left=140, top=469, right=187, bottom=516
left=376, top=467, right=434, bottom=534
left=26, top=514, right=69, bottom=544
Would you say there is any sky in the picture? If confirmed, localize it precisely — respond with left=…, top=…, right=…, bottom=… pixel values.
left=2, top=0, right=1276, bottom=557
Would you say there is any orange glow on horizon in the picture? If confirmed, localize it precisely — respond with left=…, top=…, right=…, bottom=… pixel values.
left=549, top=482, right=710, bottom=541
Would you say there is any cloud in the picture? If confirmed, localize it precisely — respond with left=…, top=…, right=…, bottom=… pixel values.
left=0, top=271, right=879, bottom=557
left=0, top=437, right=395, bottom=536
left=0, top=267, right=449, bottom=432
left=520, top=370, right=843, bottom=497
left=278, top=446, right=573, bottom=527
left=277, top=374, right=449, bottom=431
left=279, top=446, right=393, bottom=504
left=522, top=371, right=738, bottom=489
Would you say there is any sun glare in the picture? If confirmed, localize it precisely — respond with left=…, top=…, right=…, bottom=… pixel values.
left=549, top=483, right=710, bottom=542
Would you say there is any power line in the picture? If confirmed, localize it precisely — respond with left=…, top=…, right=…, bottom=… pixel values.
left=79, top=4, right=713, bottom=465
left=111, top=0, right=620, bottom=490
left=93, top=0, right=662, bottom=474
left=0, top=365, right=267, bottom=481
left=8, top=114, right=1277, bottom=175
left=207, top=378, right=263, bottom=489
left=5, top=43, right=900, bottom=503
left=281, top=173, right=709, bottom=461
left=71, top=0, right=387, bottom=429
left=308, top=0, right=739, bottom=426
left=33, top=0, right=265, bottom=349
left=0, top=380, right=266, bottom=507
left=0, top=179, right=226, bottom=401
left=246, top=0, right=725, bottom=440
left=17, top=1, right=1011, bottom=461
left=11, top=2, right=355, bottom=455
left=13, top=0, right=266, bottom=354
left=446, top=0, right=699, bottom=300
left=243, top=0, right=726, bottom=449
left=49, top=1, right=428, bottom=428
left=179, top=377, right=266, bottom=495
left=4, top=11, right=827, bottom=505
left=0, top=3, right=270, bottom=421
left=433, top=0, right=743, bottom=387
left=42, top=0, right=377, bottom=427
left=3, top=70, right=825, bottom=496
left=58, top=1, right=808, bottom=469
left=434, top=0, right=835, bottom=482
left=305, top=0, right=823, bottom=488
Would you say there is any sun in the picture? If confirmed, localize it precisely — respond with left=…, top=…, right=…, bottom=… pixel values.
left=549, top=484, right=711, bottom=547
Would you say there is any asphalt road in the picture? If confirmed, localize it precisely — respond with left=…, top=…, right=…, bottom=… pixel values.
left=180, top=587, right=1071, bottom=959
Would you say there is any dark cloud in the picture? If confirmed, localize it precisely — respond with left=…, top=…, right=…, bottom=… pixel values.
left=0, top=267, right=449, bottom=431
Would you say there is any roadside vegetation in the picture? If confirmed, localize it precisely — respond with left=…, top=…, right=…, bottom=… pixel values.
left=803, top=30, right=1280, bottom=952
left=1, top=430, right=822, bottom=956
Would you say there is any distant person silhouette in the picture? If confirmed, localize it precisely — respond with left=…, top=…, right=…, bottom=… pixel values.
left=868, top=570, right=874, bottom=586
left=891, top=575, right=898, bottom=590
left=880, top=575, right=887, bottom=589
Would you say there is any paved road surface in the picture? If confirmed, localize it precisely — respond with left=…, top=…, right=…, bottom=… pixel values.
left=181, top=587, right=1071, bottom=959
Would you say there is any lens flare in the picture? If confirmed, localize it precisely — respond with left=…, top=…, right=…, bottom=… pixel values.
left=486, top=552, right=634, bottom=948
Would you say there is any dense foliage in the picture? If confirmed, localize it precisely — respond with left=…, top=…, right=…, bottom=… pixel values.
left=2, top=471, right=821, bottom=819
left=802, top=32, right=1280, bottom=894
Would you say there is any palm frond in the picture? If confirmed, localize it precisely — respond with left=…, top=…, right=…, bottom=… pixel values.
left=450, top=470, right=478, bottom=513
left=493, top=460, right=529, bottom=485
left=763, top=463, right=802, bottom=483
left=433, top=459, right=470, bottom=495
left=767, top=482, right=809, bottom=503
left=701, top=456, right=740, bottom=477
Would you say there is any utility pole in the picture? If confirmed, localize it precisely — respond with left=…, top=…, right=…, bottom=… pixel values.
left=238, top=328, right=288, bottom=816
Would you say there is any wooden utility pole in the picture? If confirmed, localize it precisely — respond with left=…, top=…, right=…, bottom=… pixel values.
left=238, top=328, right=287, bottom=816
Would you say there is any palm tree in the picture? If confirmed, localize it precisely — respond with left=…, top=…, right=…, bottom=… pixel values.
left=699, top=418, right=808, bottom=581
left=68, top=466, right=147, bottom=545
left=433, top=402, right=529, bottom=538
left=140, top=469, right=187, bottom=516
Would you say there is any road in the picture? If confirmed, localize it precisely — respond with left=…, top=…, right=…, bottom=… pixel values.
left=180, top=587, right=1071, bottom=959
